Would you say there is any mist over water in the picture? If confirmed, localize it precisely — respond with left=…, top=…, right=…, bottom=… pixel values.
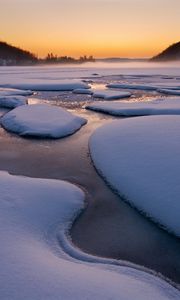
left=81, top=61, right=180, bottom=77
left=1, top=61, right=180, bottom=78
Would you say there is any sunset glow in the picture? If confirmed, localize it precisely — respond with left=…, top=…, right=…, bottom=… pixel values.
left=1, top=0, right=180, bottom=58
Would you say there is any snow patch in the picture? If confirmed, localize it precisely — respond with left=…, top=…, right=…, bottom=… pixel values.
left=93, top=89, right=132, bottom=100
left=90, top=115, right=180, bottom=236
left=86, top=98, right=180, bottom=116
left=1, top=104, right=87, bottom=138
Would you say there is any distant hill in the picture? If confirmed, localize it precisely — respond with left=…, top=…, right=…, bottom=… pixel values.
left=0, top=41, right=38, bottom=65
left=151, top=41, right=180, bottom=62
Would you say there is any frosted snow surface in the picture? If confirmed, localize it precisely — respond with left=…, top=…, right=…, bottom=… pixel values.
left=90, top=115, right=180, bottom=236
left=0, top=96, right=27, bottom=108
left=0, top=87, right=32, bottom=96
left=86, top=98, right=180, bottom=116
left=0, top=171, right=179, bottom=300
left=1, top=104, right=87, bottom=138
left=92, top=89, right=132, bottom=100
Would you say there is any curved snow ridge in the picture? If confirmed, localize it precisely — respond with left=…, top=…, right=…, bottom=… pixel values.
left=0, top=95, right=27, bottom=108
left=1, top=80, right=90, bottom=91
left=57, top=215, right=180, bottom=290
left=1, top=104, right=87, bottom=138
left=89, top=116, right=180, bottom=237
left=0, top=171, right=179, bottom=300
left=86, top=98, right=180, bottom=116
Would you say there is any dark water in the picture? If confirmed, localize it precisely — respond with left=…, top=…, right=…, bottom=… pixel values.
left=0, top=107, right=179, bottom=285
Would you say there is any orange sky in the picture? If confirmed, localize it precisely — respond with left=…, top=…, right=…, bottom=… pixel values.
left=0, top=0, right=180, bottom=58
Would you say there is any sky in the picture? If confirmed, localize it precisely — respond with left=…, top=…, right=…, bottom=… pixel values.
left=0, top=0, right=180, bottom=58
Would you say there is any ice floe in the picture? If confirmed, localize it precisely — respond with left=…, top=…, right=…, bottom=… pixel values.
left=106, top=83, right=158, bottom=90
left=1, top=104, right=87, bottom=138
left=158, top=89, right=180, bottom=96
left=90, top=115, right=180, bottom=236
left=73, top=88, right=93, bottom=95
left=0, top=87, right=33, bottom=96
left=0, top=171, right=179, bottom=300
left=107, top=83, right=180, bottom=91
left=1, top=80, right=90, bottom=91
left=92, top=89, right=132, bottom=100
left=86, top=98, right=180, bottom=116
left=0, top=96, right=27, bottom=108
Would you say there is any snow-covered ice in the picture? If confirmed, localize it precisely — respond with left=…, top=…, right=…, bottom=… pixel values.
left=73, top=88, right=93, bottom=95
left=90, top=115, right=180, bottom=236
left=92, top=89, right=132, bottom=100
left=0, top=95, right=27, bottom=108
left=86, top=98, right=180, bottom=116
left=0, top=171, right=179, bottom=300
left=158, top=89, right=180, bottom=96
left=107, top=83, right=180, bottom=91
left=1, top=104, right=87, bottom=138
left=1, top=63, right=180, bottom=96
left=106, top=83, right=158, bottom=90
left=0, top=87, right=33, bottom=96
left=0, top=80, right=90, bottom=91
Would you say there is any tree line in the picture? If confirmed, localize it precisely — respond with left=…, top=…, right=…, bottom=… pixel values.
left=0, top=41, right=95, bottom=66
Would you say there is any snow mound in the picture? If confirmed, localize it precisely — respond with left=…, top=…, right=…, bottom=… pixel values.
left=90, top=115, right=180, bottom=236
left=93, top=89, right=132, bottom=100
left=0, top=171, right=179, bottom=300
left=73, top=88, right=93, bottom=95
left=0, top=87, right=33, bottom=96
left=1, top=104, right=87, bottom=138
left=86, top=98, right=180, bottom=116
left=0, top=96, right=27, bottom=108
left=2, top=80, right=90, bottom=91
left=158, top=89, right=180, bottom=96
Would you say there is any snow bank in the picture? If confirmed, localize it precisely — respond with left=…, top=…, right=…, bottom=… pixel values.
left=90, top=115, right=180, bottom=236
left=86, top=98, right=180, bottom=116
left=1, top=104, right=87, bottom=138
left=0, top=171, right=179, bottom=300
left=0, top=96, right=27, bottom=108
left=93, top=89, right=132, bottom=100
left=0, top=87, right=33, bottom=96
left=1, top=80, right=90, bottom=91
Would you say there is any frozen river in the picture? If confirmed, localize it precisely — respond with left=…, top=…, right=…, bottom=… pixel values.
left=0, top=62, right=180, bottom=288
